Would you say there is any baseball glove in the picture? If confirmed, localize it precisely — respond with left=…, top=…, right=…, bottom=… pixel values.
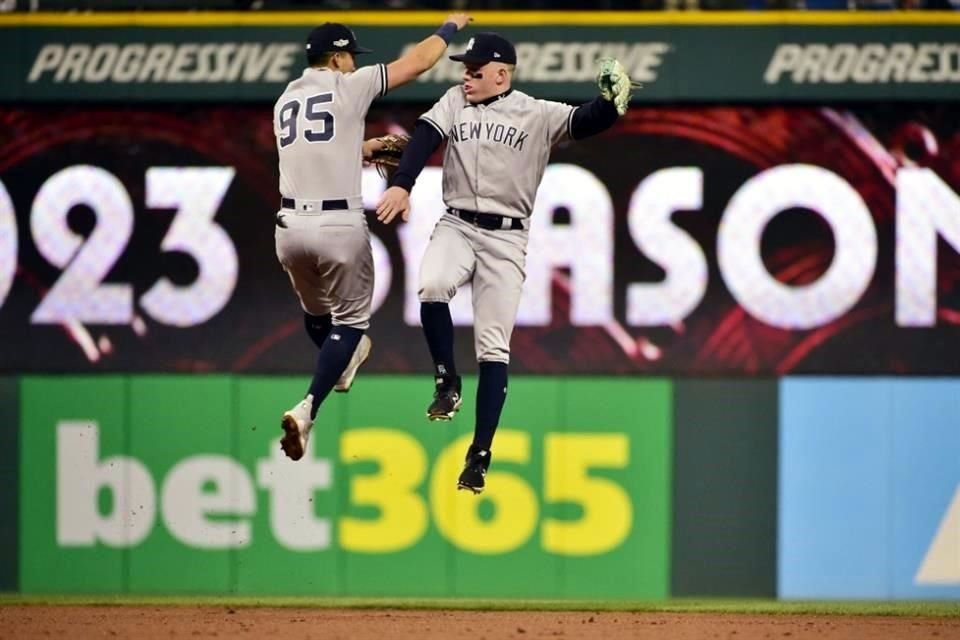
left=368, top=133, right=410, bottom=181
left=597, top=57, right=640, bottom=116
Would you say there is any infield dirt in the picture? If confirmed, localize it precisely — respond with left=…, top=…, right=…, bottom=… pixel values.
left=2, top=606, right=959, bottom=639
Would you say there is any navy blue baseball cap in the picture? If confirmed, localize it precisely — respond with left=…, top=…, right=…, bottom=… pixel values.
left=449, top=32, right=517, bottom=65
left=306, top=23, right=372, bottom=56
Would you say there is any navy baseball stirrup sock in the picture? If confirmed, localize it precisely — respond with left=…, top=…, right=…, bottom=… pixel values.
left=474, top=362, right=508, bottom=451
left=303, top=312, right=333, bottom=349
left=307, top=326, right=364, bottom=419
left=421, top=302, right=458, bottom=380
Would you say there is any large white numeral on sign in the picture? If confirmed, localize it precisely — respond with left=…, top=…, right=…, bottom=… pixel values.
left=915, top=486, right=960, bottom=585
left=141, top=167, right=238, bottom=326
left=0, top=179, right=15, bottom=308
left=31, top=165, right=134, bottom=324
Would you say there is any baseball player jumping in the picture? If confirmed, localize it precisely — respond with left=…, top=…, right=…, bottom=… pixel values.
left=274, top=15, right=472, bottom=461
left=376, top=32, right=634, bottom=492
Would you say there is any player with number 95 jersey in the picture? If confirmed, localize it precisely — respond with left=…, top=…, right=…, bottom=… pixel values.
left=273, top=15, right=472, bottom=462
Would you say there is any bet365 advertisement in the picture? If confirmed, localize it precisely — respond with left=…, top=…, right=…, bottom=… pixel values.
left=18, top=375, right=671, bottom=597
left=1, top=103, right=959, bottom=374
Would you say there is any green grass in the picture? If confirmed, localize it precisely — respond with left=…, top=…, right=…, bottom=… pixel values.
left=0, top=595, right=958, bottom=617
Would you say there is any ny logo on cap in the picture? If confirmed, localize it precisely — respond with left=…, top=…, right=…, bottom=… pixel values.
left=465, top=37, right=475, bottom=51
left=333, top=38, right=349, bottom=47
left=493, top=52, right=501, bottom=58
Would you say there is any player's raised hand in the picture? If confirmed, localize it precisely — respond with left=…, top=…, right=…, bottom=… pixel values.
left=445, top=13, right=473, bottom=31
left=376, top=186, right=411, bottom=224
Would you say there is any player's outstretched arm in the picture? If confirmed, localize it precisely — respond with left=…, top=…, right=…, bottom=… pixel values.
left=376, top=119, right=445, bottom=224
left=569, top=95, right=619, bottom=140
left=569, top=56, right=639, bottom=140
left=376, top=186, right=410, bottom=224
left=385, top=13, right=471, bottom=92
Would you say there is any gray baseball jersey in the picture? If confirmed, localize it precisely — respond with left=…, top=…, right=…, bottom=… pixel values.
left=417, top=87, right=575, bottom=362
left=420, top=87, right=574, bottom=218
left=273, top=64, right=386, bottom=328
left=275, top=64, right=386, bottom=200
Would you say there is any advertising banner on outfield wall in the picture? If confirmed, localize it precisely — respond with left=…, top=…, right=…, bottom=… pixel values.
left=2, top=15, right=960, bottom=102
left=779, top=378, right=960, bottom=599
left=18, top=375, right=671, bottom=597
left=1, top=103, right=959, bottom=374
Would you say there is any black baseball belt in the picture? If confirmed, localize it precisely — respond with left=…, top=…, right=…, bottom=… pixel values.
left=281, top=197, right=350, bottom=212
left=447, top=207, right=526, bottom=231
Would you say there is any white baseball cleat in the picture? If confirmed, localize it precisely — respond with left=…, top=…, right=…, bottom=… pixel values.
left=280, top=393, right=314, bottom=461
left=334, top=335, right=372, bottom=393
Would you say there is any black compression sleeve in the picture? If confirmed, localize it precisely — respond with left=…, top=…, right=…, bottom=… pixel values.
left=389, top=119, right=445, bottom=193
left=570, top=96, right=619, bottom=140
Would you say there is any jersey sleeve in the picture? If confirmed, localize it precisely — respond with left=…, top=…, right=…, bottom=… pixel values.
left=418, top=86, right=462, bottom=139
left=273, top=96, right=297, bottom=142
left=343, top=63, right=388, bottom=108
left=272, top=99, right=283, bottom=139
left=541, top=99, right=576, bottom=147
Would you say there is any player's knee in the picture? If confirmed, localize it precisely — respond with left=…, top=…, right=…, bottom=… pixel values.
left=477, top=348, right=510, bottom=365
left=418, top=277, right=457, bottom=303
left=333, top=315, right=370, bottom=331
left=330, top=299, right=371, bottom=331
left=475, top=324, right=512, bottom=364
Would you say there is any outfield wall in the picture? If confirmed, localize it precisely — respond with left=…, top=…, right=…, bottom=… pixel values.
left=2, top=375, right=957, bottom=599
left=15, top=375, right=671, bottom=598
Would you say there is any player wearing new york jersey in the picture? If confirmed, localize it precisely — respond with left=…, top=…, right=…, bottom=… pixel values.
left=376, top=32, right=630, bottom=493
left=275, top=16, right=472, bottom=462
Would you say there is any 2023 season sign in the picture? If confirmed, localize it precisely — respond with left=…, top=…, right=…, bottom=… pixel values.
left=0, top=103, right=959, bottom=374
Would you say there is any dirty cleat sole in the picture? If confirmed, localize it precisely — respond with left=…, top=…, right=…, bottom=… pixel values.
left=280, top=414, right=306, bottom=461
left=457, top=481, right=483, bottom=494
left=427, top=397, right=462, bottom=421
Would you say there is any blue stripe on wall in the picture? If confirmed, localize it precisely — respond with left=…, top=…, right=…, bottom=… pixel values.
left=779, top=378, right=960, bottom=599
